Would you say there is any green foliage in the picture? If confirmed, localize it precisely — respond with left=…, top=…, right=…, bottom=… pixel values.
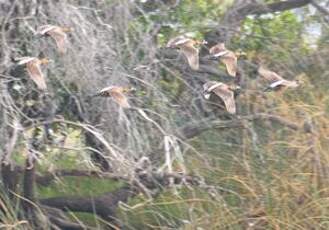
left=158, top=72, right=183, bottom=100
left=239, top=11, right=306, bottom=60
left=132, top=0, right=234, bottom=46
left=38, top=176, right=124, bottom=198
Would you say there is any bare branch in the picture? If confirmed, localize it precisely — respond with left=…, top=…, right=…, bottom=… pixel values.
left=40, top=186, right=134, bottom=221
left=177, top=118, right=245, bottom=140
left=36, top=169, right=127, bottom=186
left=244, top=113, right=300, bottom=131
left=252, top=0, right=312, bottom=15
left=206, top=0, right=312, bottom=43
left=2, top=118, right=22, bottom=164
left=177, top=113, right=300, bottom=140
left=310, top=0, right=329, bottom=21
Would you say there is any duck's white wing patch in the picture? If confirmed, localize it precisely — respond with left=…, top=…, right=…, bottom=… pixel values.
left=167, top=36, right=187, bottom=47
left=37, top=25, right=56, bottom=35
left=207, top=82, right=223, bottom=92
left=100, top=86, right=114, bottom=93
left=212, top=50, right=229, bottom=57
left=270, top=80, right=285, bottom=88
left=16, top=57, right=36, bottom=65
left=174, top=38, right=190, bottom=46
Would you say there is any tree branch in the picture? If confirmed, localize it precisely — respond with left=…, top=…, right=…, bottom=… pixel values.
left=177, top=118, right=245, bottom=140
left=251, top=0, right=312, bottom=15
left=36, top=169, right=127, bottom=186
left=206, top=0, right=312, bottom=43
left=244, top=113, right=300, bottom=130
left=310, top=0, right=329, bottom=20
left=177, top=113, right=300, bottom=140
left=1, top=163, right=20, bottom=200
left=38, top=171, right=207, bottom=221
left=22, top=159, right=36, bottom=211
left=40, top=186, right=134, bottom=220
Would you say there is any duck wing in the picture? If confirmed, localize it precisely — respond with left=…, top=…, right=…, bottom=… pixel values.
left=26, top=60, right=47, bottom=90
left=180, top=45, right=199, bottom=70
left=110, top=91, right=130, bottom=108
left=212, top=85, right=236, bottom=114
left=221, top=52, right=237, bottom=77
left=258, top=67, right=283, bottom=83
left=47, top=28, right=68, bottom=54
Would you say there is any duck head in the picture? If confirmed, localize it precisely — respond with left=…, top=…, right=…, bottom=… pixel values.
left=62, top=26, right=73, bottom=32
left=39, top=58, right=51, bottom=65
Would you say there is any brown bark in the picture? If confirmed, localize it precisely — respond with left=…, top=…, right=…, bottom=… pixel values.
left=38, top=172, right=201, bottom=222
left=21, top=158, right=49, bottom=229
left=243, top=0, right=312, bottom=16
left=1, top=163, right=20, bottom=200
left=205, top=0, right=312, bottom=43
left=23, top=159, right=36, bottom=204
left=40, top=186, right=134, bottom=223
left=85, top=131, right=112, bottom=172
left=36, top=169, right=126, bottom=186
left=310, top=0, right=329, bottom=22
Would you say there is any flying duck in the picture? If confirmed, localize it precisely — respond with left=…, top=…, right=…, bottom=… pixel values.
left=167, top=36, right=206, bottom=70
left=14, top=57, right=49, bottom=90
left=203, top=81, right=239, bottom=114
left=258, top=66, right=300, bottom=91
left=36, top=25, right=72, bottom=54
left=209, top=43, right=237, bottom=77
left=94, top=86, right=135, bottom=108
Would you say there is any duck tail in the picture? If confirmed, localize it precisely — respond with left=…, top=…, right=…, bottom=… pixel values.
left=263, top=86, right=272, bottom=92
left=88, top=92, right=102, bottom=98
left=11, top=56, right=19, bottom=63
left=208, top=55, right=219, bottom=60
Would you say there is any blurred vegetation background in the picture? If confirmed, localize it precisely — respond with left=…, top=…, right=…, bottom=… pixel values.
left=0, top=0, right=328, bottom=229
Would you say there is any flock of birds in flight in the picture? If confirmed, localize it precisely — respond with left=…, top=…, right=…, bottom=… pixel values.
left=13, top=25, right=301, bottom=115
